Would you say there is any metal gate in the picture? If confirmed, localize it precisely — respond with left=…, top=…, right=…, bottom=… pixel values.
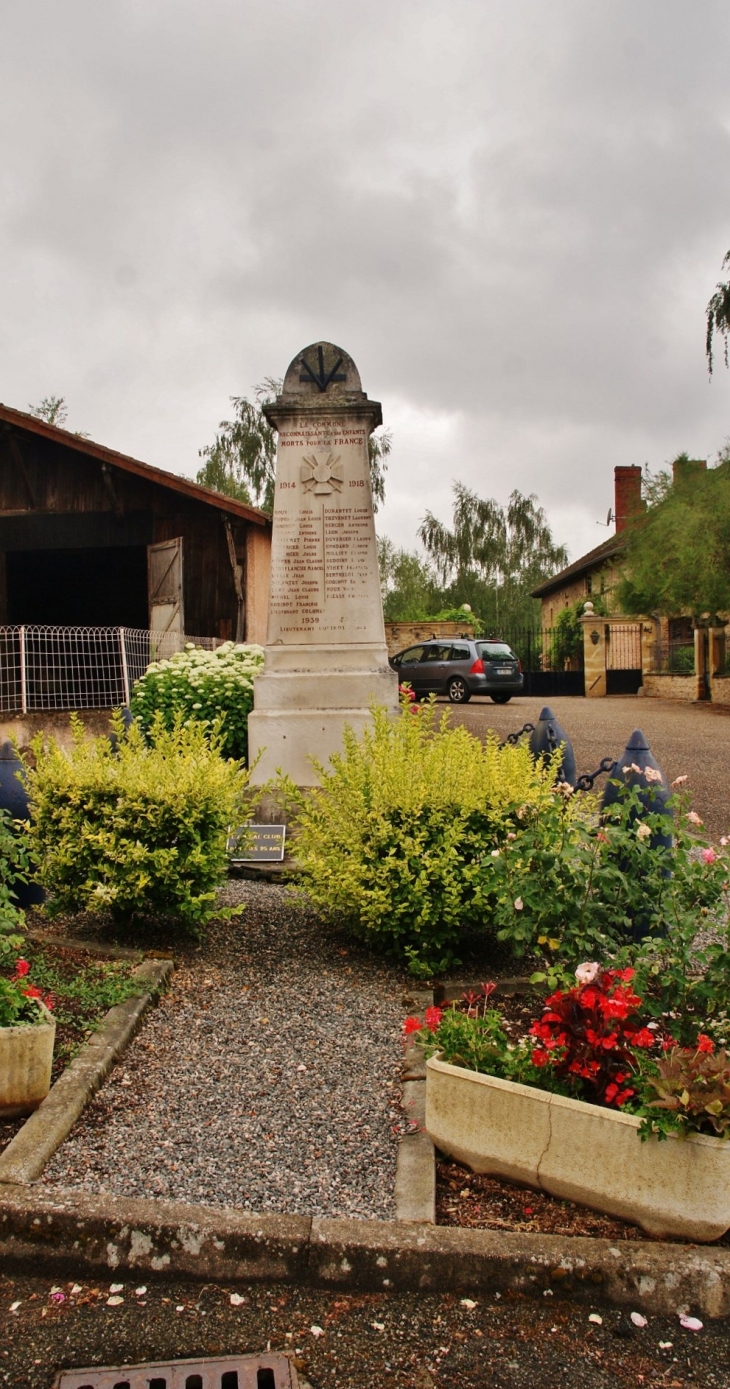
left=606, top=623, right=643, bottom=695
left=498, top=627, right=585, bottom=697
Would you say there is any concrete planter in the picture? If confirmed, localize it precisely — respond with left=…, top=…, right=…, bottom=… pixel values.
left=0, top=1001, right=55, bottom=1118
left=426, top=1055, right=730, bottom=1242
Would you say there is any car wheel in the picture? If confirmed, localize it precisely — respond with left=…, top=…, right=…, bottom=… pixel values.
left=490, top=693, right=512, bottom=704
left=448, top=677, right=470, bottom=704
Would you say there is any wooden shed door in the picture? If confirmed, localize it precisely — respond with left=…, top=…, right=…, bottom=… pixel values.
left=147, top=538, right=184, bottom=634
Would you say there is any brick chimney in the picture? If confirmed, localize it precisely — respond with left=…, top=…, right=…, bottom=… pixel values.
left=614, top=465, right=642, bottom=533
left=672, top=457, right=706, bottom=485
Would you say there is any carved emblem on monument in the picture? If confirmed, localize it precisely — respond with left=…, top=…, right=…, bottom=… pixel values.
left=299, top=344, right=347, bottom=392
left=301, top=452, right=344, bottom=495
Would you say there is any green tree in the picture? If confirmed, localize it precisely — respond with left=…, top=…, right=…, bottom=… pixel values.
left=198, top=379, right=392, bottom=514
left=706, top=250, right=730, bottom=376
left=29, top=396, right=68, bottom=427
left=377, top=537, right=443, bottom=620
left=197, top=379, right=278, bottom=511
left=28, top=395, right=89, bottom=439
left=418, top=484, right=568, bottom=629
left=618, top=450, right=730, bottom=616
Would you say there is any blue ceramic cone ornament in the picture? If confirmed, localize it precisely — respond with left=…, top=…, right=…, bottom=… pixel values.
left=528, top=706, right=577, bottom=787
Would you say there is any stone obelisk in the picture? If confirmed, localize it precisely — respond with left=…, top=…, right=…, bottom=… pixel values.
left=247, top=341, right=399, bottom=786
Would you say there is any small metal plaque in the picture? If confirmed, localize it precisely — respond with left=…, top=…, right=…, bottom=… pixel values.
left=228, top=823, right=287, bottom=863
left=53, top=1351, right=299, bottom=1387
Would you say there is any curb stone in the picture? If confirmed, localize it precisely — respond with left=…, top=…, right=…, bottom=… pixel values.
left=395, top=1005, right=435, bottom=1226
left=25, top=929, right=145, bottom=962
left=394, top=1080, right=435, bottom=1224
left=0, top=1182, right=729, bottom=1317
left=0, top=957, right=173, bottom=1185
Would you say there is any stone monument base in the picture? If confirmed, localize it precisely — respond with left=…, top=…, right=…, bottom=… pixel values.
left=248, top=707, right=387, bottom=786
left=248, top=642, right=398, bottom=785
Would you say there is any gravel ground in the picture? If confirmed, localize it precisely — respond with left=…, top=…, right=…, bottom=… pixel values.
left=3, top=1270, right=730, bottom=1389
left=449, top=694, right=730, bottom=841
left=43, top=882, right=409, bottom=1219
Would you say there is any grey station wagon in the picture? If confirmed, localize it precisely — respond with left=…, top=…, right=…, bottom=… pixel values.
left=389, top=637, right=524, bottom=704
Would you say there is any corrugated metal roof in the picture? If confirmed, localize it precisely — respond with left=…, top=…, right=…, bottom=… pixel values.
left=0, top=403, right=271, bottom=528
left=531, top=532, right=623, bottom=597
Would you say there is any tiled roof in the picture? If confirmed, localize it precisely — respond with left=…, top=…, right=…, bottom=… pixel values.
left=0, top=403, right=271, bottom=526
left=531, top=533, right=623, bottom=597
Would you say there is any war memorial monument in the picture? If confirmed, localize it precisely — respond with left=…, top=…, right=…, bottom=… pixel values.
left=248, top=341, right=399, bottom=785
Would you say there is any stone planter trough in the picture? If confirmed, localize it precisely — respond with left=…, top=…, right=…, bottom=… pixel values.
left=0, top=1001, right=55, bottom=1118
left=426, top=1054, right=730, bottom=1242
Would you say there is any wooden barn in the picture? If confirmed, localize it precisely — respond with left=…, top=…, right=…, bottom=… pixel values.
left=0, top=404, right=271, bottom=643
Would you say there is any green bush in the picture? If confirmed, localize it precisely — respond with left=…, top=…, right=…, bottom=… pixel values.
left=668, top=644, right=695, bottom=674
left=130, top=641, right=264, bottom=760
left=0, top=808, right=31, bottom=967
left=283, top=695, right=730, bottom=982
left=283, top=701, right=561, bottom=975
left=549, top=595, right=607, bottom=668
left=487, top=779, right=728, bottom=988
left=25, top=713, right=248, bottom=933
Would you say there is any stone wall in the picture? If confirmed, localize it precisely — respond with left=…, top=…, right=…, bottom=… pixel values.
left=0, top=710, right=114, bottom=752
left=642, top=673, right=700, bottom=702
left=710, top=675, right=730, bottom=707
left=384, top=620, right=475, bottom=657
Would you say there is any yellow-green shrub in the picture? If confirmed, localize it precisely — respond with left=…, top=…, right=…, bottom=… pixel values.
left=25, top=713, right=248, bottom=933
left=285, top=702, right=562, bottom=974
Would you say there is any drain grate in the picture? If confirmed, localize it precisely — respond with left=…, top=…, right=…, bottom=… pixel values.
left=52, top=1351, right=299, bottom=1389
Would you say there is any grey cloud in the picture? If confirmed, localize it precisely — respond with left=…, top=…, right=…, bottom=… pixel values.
left=1, top=0, right=730, bottom=562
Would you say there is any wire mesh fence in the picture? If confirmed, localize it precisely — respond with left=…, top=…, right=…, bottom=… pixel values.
left=0, top=626, right=224, bottom=714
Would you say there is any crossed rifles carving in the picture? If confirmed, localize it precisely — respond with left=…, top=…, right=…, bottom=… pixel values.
left=301, top=452, right=344, bottom=495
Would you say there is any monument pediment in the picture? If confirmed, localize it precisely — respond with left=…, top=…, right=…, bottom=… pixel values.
left=279, top=341, right=366, bottom=404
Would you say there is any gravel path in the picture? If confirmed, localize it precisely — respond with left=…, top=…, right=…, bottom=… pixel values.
left=44, top=882, right=409, bottom=1220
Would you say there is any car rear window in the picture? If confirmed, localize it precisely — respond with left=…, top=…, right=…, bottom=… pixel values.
left=477, top=643, right=515, bottom=660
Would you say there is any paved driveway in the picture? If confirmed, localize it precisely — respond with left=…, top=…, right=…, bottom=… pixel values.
left=445, top=696, right=730, bottom=842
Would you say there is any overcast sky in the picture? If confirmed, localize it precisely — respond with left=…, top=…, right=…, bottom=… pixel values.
left=2, top=0, right=730, bottom=564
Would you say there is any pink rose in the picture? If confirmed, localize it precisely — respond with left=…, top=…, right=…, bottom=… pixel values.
left=702, top=847, right=717, bottom=865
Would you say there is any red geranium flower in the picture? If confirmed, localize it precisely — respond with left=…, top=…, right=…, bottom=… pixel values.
left=423, top=1006, right=443, bottom=1033
left=527, top=966, right=648, bottom=1108
left=403, top=1016, right=423, bottom=1037
left=531, top=1049, right=550, bottom=1067
left=696, top=1034, right=715, bottom=1054
left=14, top=959, right=30, bottom=978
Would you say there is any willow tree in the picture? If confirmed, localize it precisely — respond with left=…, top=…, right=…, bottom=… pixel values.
left=706, top=250, right=730, bottom=376
left=418, top=483, right=567, bottom=628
